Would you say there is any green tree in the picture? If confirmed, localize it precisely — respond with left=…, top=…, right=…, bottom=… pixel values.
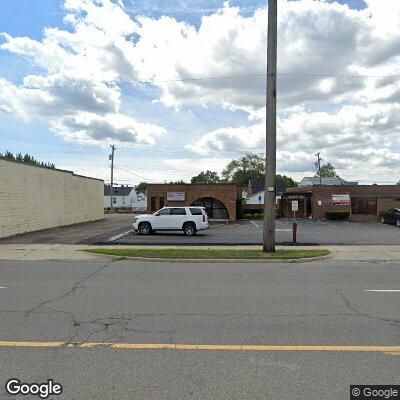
left=316, top=163, right=337, bottom=178
left=191, top=170, right=220, bottom=184
left=3, top=150, right=15, bottom=161
left=0, top=150, right=55, bottom=168
left=276, top=174, right=298, bottom=188
left=134, top=182, right=148, bottom=193
left=222, top=154, right=265, bottom=186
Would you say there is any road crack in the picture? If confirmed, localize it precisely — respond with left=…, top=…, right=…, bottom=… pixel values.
left=26, top=260, right=115, bottom=315
left=325, top=283, right=400, bottom=326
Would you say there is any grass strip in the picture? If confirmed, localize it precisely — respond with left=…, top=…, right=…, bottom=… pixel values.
left=85, top=248, right=330, bottom=260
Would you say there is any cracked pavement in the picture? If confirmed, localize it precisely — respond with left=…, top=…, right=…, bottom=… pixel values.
left=0, top=257, right=400, bottom=399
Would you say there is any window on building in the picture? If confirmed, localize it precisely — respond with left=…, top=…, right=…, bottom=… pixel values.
left=171, top=208, right=187, bottom=215
left=150, top=197, right=156, bottom=211
left=113, top=197, right=117, bottom=204
left=351, top=198, right=377, bottom=214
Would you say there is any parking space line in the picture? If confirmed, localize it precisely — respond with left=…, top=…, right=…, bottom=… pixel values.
left=250, top=221, right=260, bottom=228
left=0, top=286, right=7, bottom=289
left=364, top=290, right=400, bottom=293
left=108, top=229, right=135, bottom=242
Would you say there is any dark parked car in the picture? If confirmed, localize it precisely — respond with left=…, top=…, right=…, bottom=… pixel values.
left=380, top=208, right=400, bottom=227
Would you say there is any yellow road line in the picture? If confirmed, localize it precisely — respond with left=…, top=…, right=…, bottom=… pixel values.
left=0, top=341, right=65, bottom=348
left=0, top=341, right=399, bottom=353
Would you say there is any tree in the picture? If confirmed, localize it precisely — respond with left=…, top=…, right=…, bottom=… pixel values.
left=191, top=170, right=220, bottom=184
left=222, top=154, right=265, bottom=186
left=276, top=174, right=298, bottom=188
left=169, top=180, right=186, bottom=184
left=0, top=150, right=55, bottom=168
left=134, top=182, right=148, bottom=193
left=316, top=163, right=337, bottom=178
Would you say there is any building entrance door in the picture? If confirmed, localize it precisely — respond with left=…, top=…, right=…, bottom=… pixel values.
left=191, top=197, right=228, bottom=219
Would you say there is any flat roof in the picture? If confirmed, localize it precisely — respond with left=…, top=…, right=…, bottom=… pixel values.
left=0, top=158, right=103, bottom=182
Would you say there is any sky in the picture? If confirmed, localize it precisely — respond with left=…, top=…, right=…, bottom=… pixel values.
left=0, top=0, right=399, bottom=185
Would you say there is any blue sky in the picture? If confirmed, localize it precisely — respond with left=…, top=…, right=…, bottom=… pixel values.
left=0, top=0, right=399, bottom=185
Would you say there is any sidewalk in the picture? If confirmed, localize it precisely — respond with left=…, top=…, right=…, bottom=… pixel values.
left=0, top=244, right=399, bottom=262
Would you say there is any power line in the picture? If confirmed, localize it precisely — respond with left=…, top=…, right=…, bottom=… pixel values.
left=0, top=72, right=398, bottom=92
left=114, top=166, right=158, bottom=182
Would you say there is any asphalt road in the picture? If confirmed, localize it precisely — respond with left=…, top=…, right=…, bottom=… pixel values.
left=1, top=258, right=399, bottom=399
left=108, top=219, right=400, bottom=246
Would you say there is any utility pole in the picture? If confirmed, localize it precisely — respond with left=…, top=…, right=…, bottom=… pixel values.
left=109, top=145, right=116, bottom=214
left=263, top=0, right=278, bottom=252
left=315, top=152, right=322, bottom=185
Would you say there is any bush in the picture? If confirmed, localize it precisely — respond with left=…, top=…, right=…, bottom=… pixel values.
left=244, top=213, right=253, bottom=219
left=253, top=213, right=261, bottom=219
left=326, top=211, right=350, bottom=220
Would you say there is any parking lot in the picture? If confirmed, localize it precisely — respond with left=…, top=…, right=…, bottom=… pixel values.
left=104, top=218, right=400, bottom=246
left=2, top=214, right=400, bottom=246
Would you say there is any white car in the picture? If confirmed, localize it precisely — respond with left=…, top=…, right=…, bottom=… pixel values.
left=132, top=206, right=209, bottom=236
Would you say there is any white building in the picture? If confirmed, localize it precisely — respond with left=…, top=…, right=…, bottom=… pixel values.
left=246, top=191, right=265, bottom=205
left=104, top=185, right=147, bottom=211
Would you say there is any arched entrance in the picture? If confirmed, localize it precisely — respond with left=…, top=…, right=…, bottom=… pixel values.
left=191, top=197, right=229, bottom=219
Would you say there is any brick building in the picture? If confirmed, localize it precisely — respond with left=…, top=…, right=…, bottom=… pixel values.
left=280, top=185, right=400, bottom=222
left=146, top=183, right=238, bottom=221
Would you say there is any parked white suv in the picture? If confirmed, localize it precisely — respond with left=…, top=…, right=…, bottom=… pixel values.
left=132, top=206, right=209, bottom=236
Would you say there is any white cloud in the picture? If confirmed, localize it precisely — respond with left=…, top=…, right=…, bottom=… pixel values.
left=50, top=112, right=166, bottom=146
left=130, top=0, right=399, bottom=112
left=0, top=0, right=163, bottom=147
left=0, top=0, right=400, bottom=182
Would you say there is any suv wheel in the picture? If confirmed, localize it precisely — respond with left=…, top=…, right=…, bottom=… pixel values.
left=396, top=220, right=400, bottom=228
left=183, top=222, right=196, bottom=236
left=138, top=222, right=152, bottom=235
left=380, top=216, right=385, bottom=224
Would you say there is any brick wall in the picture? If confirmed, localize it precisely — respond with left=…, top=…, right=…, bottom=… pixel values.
left=0, top=159, right=104, bottom=238
left=287, top=185, right=400, bottom=221
left=147, top=184, right=237, bottom=221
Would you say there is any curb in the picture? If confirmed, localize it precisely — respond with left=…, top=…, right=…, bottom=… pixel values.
left=100, top=254, right=333, bottom=264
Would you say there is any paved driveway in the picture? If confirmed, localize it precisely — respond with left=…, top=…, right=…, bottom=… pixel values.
left=101, top=219, right=400, bottom=246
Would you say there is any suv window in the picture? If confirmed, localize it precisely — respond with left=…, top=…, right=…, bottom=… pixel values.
left=158, top=208, right=171, bottom=215
left=189, top=208, right=202, bottom=215
left=171, top=208, right=187, bottom=215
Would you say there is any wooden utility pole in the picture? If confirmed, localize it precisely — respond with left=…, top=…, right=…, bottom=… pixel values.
left=263, top=0, right=278, bottom=252
left=109, top=144, right=116, bottom=214
left=315, top=152, right=322, bottom=185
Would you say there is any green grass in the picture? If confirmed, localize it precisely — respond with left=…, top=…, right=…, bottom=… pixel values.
left=85, top=248, right=330, bottom=260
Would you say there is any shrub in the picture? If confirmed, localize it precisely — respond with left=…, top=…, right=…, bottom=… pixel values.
left=253, top=213, right=261, bottom=219
left=244, top=213, right=253, bottom=219
left=326, top=211, right=350, bottom=220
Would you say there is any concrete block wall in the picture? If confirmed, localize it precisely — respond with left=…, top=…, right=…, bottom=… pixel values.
left=0, top=159, right=104, bottom=238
